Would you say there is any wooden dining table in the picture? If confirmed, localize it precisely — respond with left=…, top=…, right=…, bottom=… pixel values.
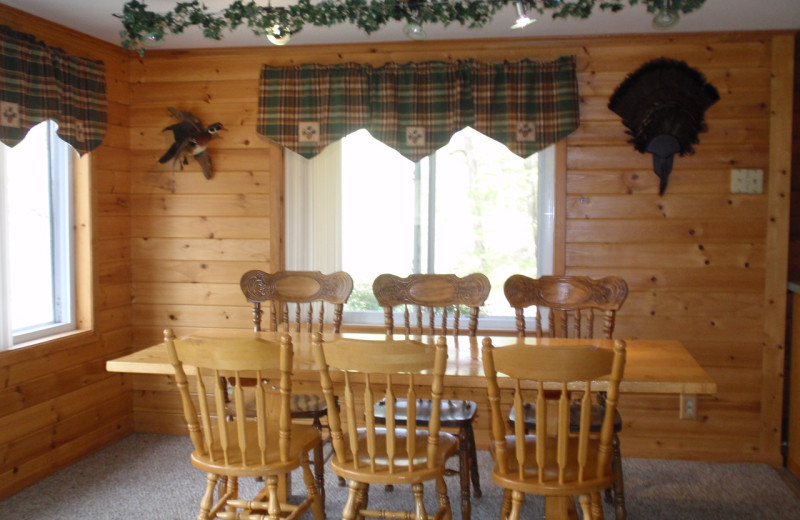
left=106, top=331, right=716, bottom=520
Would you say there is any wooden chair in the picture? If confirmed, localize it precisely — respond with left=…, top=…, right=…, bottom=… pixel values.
left=482, top=337, right=627, bottom=520
left=164, top=328, right=324, bottom=520
left=503, top=274, right=629, bottom=519
left=371, top=272, right=490, bottom=520
left=240, top=269, right=354, bottom=497
left=311, top=333, right=457, bottom=520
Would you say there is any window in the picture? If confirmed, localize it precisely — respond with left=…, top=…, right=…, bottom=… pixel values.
left=0, top=121, right=76, bottom=349
left=285, top=128, right=554, bottom=329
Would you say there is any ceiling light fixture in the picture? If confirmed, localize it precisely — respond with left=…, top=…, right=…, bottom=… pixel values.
left=403, top=0, right=427, bottom=40
left=142, top=31, right=166, bottom=47
left=652, top=0, right=680, bottom=29
left=511, top=2, right=535, bottom=30
left=403, top=20, right=427, bottom=40
left=266, top=24, right=291, bottom=45
left=115, top=0, right=708, bottom=56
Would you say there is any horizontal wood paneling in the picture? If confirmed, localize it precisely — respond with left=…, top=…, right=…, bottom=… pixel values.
left=119, top=31, right=793, bottom=466
left=1, top=8, right=793, bottom=500
left=0, top=6, right=134, bottom=500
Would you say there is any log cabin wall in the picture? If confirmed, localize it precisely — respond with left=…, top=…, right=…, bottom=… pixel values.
left=0, top=5, right=794, bottom=501
left=0, top=7, right=133, bottom=500
left=126, top=31, right=794, bottom=465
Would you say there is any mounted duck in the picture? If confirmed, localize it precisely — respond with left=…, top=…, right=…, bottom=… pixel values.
left=159, top=107, right=226, bottom=179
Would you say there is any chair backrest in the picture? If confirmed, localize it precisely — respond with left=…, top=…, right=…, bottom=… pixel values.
left=483, top=337, right=626, bottom=489
left=503, top=275, right=628, bottom=339
left=240, top=270, right=354, bottom=333
left=312, top=333, right=449, bottom=475
left=372, top=273, right=491, bottom=337
left=164, top=328, right=294, bottom=467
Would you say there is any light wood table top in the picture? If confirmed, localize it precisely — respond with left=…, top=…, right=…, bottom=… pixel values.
left=106, top=331, right=716, bottom=396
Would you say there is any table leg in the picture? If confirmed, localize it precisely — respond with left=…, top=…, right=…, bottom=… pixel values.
left=545, top=496, right=578, bottom=520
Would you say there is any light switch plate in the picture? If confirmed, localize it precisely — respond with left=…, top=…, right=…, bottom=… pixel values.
left=731, top=169, right=764, bottom=194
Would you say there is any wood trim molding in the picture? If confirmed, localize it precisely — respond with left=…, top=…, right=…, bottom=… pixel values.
left=760, top=33, right=795, bottom=464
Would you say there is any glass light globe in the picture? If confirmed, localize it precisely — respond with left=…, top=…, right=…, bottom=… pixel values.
left=652, top=10, right=679, bottom=29
left=403, top=22, right=426, bottom=40
left=142, top=31, right=165, bottom=47
left=267, top=25, right=291, bottom=46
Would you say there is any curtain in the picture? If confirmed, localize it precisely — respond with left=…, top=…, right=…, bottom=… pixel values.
left=470, top=56, right=579, bottom=158
left=0, top=25, right=107, bottom=155
left=368, top=61, right=472, bottom=161
left=259, top=63, right=369, bottom=159
left=258, top=56, right=579, bottom=161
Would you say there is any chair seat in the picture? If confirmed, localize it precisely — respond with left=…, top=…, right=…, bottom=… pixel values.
left=374, top=398, right=477, bottom=426
left=491, top=434, right=613, bottom=495
left=192, top=419, right=322, bottom=478
left=330, top=427, right=458, bottom=485
left=509, top=402, right=623, bottom=432
left=291, top=393, right=328, bottom=418
left=226, top=390, right=327, bottom=418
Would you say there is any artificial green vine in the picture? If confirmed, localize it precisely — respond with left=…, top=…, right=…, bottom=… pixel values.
left=116, top=0, right=707, bottom=56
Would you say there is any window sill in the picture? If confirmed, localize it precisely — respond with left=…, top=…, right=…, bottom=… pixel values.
left=7, top=328, right=98, bottom=353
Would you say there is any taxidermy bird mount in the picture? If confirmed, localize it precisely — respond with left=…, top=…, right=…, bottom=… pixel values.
left=608, top=58, right=719, bottom=195
left=158, top=107, right=226, bottom=179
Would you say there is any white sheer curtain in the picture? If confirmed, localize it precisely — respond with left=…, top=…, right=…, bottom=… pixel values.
left=284, top=141, right=342, bottom=274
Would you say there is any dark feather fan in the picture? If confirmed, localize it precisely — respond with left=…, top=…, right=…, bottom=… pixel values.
left=608, top=58, right=720, bottom=195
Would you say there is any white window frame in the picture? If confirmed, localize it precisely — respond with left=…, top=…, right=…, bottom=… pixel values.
left=0, top=121, right=76, bottom=349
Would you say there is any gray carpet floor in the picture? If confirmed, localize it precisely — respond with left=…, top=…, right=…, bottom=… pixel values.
left=1, top=433, right=799, bottom=519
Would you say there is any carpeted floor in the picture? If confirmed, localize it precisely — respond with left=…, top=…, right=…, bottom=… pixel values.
left=2, top=433, right=799, bottom=519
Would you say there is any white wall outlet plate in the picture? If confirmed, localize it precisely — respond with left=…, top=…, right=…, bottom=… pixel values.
left=730, top=169, right=764, bottom=194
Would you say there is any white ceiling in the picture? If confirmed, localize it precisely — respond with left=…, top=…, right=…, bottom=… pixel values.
left=4, top=0, right=800, bottom=50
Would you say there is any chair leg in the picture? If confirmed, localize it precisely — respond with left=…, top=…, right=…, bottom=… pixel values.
left=411, top=483, right=427, bottom=520
left=357, top=483, right=369, bottom=517
left=312, top=415, right=326, bottom=505
left=313, top=442, right=325, bottom=506
left=590, top=491, right=604, bottom=520
left=458, top=426, right=471, bottom=520
left=301, top=452, right=325, bottom=520
left=508, top=490, right=524, bottom=520
left=465, top=423, right=482, bottom=498
left=265, top=475, right=281, bottom=520
left=342, top=481, right=362, bottom=520
left=436, top=476, right=453, bottom=520
left=579, top=494, right=593, bottom=520
left=500, top=489, right=512, bottom=520
left=610, top=432, right=626, bottom=520
left=221, top=476, right=238, bottom=515
left=197, top=473, right=219, bottom=520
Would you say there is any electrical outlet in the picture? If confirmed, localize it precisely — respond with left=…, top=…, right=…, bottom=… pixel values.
left=680, top=394, right=697, bottom=420
left=730, top=169, right=764, bottom=194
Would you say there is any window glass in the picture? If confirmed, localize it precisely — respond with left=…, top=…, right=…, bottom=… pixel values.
left=0, top=121, right=75, bottom=348
left=340, top=128, right=550, bottom=319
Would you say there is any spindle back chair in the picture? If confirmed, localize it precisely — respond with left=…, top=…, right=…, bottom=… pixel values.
left=483, top=337, right=626, bottom=520
left=165, top=329, right=323, bottom=520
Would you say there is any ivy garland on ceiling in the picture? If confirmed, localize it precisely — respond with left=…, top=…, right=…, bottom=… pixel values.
left=116, top=0, right=707, bottom=55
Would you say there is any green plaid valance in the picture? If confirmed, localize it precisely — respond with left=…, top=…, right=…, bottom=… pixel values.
left=0, top=25, right=107, bottom=155
left=258, top=56, right=579, bottom=161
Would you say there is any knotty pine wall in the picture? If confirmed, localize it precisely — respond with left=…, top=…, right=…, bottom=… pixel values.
left=0, top=5, right=795, bottom=500
left=0, top=7, right=133, bottom=500
left=125, top=32, right=794, bottom=465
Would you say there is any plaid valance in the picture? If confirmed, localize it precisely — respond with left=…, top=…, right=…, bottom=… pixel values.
left=258, top=56, right=579, bottom=161
left=0, top=25, right=107, bottom=155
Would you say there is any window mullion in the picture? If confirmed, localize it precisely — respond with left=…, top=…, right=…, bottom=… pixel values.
left=427, top=155, right=436, bottom=274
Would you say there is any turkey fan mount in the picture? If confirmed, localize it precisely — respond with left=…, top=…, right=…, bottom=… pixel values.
left=608, top=58, right=720, bottom=195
